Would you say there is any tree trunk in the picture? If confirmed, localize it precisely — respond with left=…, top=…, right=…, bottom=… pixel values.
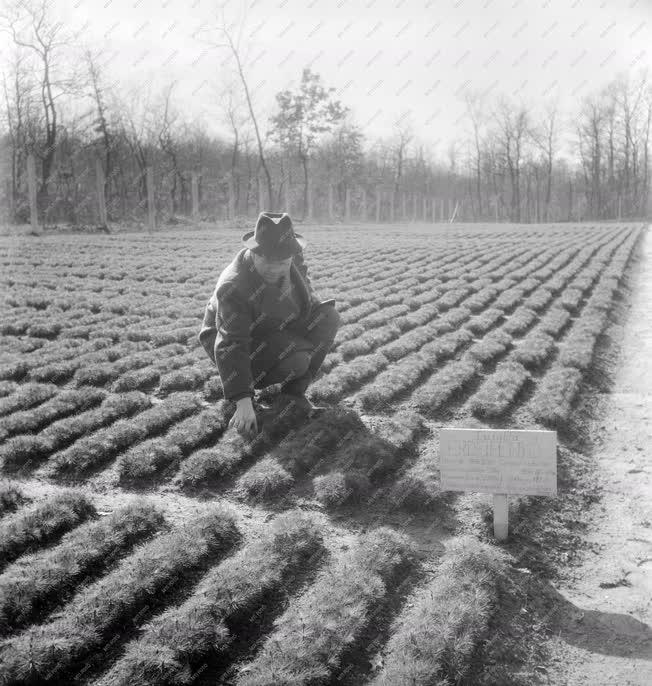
left=300, top=153, right=309, bottom=220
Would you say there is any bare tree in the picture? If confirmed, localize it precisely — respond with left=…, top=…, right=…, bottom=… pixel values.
left=156, top=82, right=187, bottom=216
left=602, top=81, right=619, bottom=217
left=530, top=97, right=559, bottom=221
left=616, top=73, right=643, bottom=210
left=215, top=77, right=249, bottom=215
left=391, top=113, right=413, bottom=210
left=462, top=88, right=488, bottom=219
left=240, top=128, right=257, bottom=213
left=594, top=69, right=652, bottom=219
left=118, top=83, right=157, bottom=204
left=576, top=92, right=607, bottom=219
left=490, top=96, right=531, bottom=222
left=640, top=81, right=652, bottom=217
left=445, top=139, right=459, bottom=213
left=84, top=47, right=115, bottom=214
left=1, top=0, right=82, bottom=214
left=1, top=48, right=38, bottom=221
left=622, top=68, right=652, bottom=217
left=199, top=2, right=274, bottom=208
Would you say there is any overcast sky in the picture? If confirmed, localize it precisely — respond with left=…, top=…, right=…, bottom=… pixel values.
left=13, top=0, right=652, bottom=162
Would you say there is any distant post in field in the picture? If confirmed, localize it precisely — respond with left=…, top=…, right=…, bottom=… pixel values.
left=402, top=192, right=406, bottom=221
left=449, top=200, right=459, bottom=223
left=375, top=187, right=381, bottom=223
left=5, top=180, right=13, bottom=220
left=345, top=187, right=350, bottom=222
left=258, top=177, right=265, bottom=213
left=27, top=153, right=39, bottom=233
left=95, top=158, right=108, bottom=228
left=146, top=166, right=155, bottom=232
left=284, top=177, right=291, bottom=216
left=361, top=189, right=367, bottom=222
left=328, top=184, right=334, bottom=222
left=307, top=183, right=313, bottom=221
left=440, top=428, right=557, bottom=541
left=228, top=176, right=235, bottom=219
left=191, top=171, right=199, bottom=220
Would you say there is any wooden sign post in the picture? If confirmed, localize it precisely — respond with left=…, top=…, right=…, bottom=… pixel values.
left=440, top=428, right=557, bottom=541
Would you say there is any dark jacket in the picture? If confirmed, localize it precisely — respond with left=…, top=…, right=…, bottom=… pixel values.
left=198, top=247, right=334, bottom=402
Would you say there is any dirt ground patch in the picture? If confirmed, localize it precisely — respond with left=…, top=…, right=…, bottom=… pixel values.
left=540, top=226, right=652, bottom=685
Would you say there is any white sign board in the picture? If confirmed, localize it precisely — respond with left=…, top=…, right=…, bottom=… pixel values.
left=440, top=428, right=557, bottom=497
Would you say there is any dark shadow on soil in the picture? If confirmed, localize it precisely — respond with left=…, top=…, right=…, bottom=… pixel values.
left=545, top=583, right=652, bottom=660
left=246, top=405, right=461, bottom=554
left=461, top=565, right=652, bottom=686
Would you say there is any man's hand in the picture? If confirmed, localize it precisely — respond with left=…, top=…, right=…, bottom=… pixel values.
left=229, top=397, right=258, bottom=438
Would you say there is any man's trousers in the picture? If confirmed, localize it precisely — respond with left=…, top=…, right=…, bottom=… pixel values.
left=250, top=302, right=341, bottom=396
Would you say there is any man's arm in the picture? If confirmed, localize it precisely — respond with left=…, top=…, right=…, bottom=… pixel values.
left=198, top=283, right=255, bottom=402
left=198, top=295, right=219, bottom=365
left=214, top=282, right=255, bottom=402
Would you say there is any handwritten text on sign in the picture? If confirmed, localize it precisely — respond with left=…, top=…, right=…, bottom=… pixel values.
left=440, top=428, right=557, bottom=496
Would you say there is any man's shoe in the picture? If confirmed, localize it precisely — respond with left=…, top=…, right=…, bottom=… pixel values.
left=254, top=386, right=279, bottom=405
left=253, top=399, right=270, bottom=413
left=279, top=392, right=328, bottom=417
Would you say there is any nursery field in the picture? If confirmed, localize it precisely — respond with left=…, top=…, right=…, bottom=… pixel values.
left=0, top=221, right=646, bottom=685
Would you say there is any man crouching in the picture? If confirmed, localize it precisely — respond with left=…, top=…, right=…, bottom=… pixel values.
left=198, top=211, right=341, bottom=438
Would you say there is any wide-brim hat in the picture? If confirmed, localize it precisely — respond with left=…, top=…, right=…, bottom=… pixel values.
left=242, top=211, right=307, bottom=258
